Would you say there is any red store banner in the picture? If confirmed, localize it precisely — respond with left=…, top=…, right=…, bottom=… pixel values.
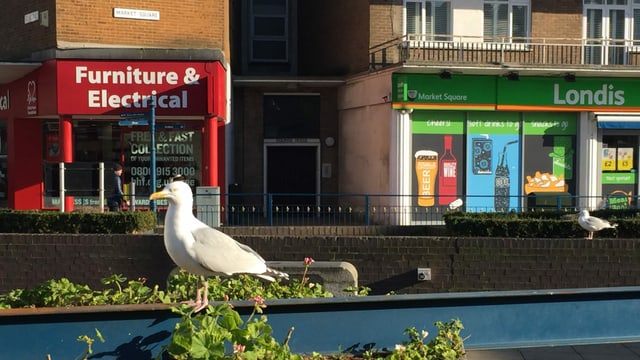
left=56, top=60, right=213, bottom=116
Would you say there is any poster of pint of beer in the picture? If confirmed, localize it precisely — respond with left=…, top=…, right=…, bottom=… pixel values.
left=522, top=114, right=576, bottom=195
left=411, top=111, right=464, bottom=211
left=466, top=113, right=521, bottom=212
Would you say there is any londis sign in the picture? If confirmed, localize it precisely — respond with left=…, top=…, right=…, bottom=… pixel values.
left=392, top=74, right=640, bottom=112
left=497, top=76, right=640, bottom=112
left=56, top=60, right=213, bottom=115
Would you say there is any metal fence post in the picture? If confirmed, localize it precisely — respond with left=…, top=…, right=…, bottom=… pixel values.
left=99, top=162, right=104, bottom=213
left=130, top=181, right=136, bottom=211
left=267, top=193, right=273, bottom=226
left=59, top=162, right=65, bottom=213
left=365, top=194, right=370, bottom=225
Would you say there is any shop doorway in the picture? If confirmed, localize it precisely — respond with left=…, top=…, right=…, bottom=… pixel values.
left=264, top=141, right=319, bottom=207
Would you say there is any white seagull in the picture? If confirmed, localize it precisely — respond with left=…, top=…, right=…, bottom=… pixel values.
left=577, top=209, right=618, bottom=240
left=150, top=177, right=288, bottom=311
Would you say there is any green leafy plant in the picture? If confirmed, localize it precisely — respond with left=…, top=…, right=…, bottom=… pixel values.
left=161, top=298, right=303, bottom=360
left=387, top=319, right=465, bottom=360
left=76, top=328, right=105, bottom=360
left=0, top=258, right=334, bottom=309
left=0, top=258, right=467, bottom=359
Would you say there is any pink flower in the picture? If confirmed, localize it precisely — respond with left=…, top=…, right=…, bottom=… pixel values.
left=233, top=344, right=245, bottom=353
left=249, top=295, right=265, bottom=305
left=304, top=257, right=315, bottom=265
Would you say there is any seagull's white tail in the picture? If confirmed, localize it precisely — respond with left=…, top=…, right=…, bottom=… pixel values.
left=256, top=267, right=289, bottom=282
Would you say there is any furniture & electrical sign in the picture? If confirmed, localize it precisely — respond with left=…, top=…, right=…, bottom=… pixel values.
left=56, top=60, right=210, bottom=115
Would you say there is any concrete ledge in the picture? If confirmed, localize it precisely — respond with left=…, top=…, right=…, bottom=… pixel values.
left=268, top=261, right=358, bottom=297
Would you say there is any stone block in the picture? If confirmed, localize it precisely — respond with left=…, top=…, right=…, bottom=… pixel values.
left=268, top=261, right=358, bottom=297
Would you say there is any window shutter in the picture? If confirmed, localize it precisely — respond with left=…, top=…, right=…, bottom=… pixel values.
left=634, top=9, right=640, bottom=44
left=496, top=3, right=509, bottom=38
left=512, top=5, right=527, bottom=39
left=406, top=1, right=422, bottom=34
left=434, top=1, right=450, bottom=36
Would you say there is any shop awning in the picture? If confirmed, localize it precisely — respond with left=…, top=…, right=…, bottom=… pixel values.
left=0, top=62, right=41, bottom=84
left=596, top=113, right=640, bottom=129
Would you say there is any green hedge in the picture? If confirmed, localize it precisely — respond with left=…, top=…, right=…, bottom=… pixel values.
left=443, top=209, right=640, bottom=238
left=0, top=209, right=157, bottom=234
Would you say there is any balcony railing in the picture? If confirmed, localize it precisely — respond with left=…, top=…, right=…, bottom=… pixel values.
left=369, top=34, right=640, bottom=70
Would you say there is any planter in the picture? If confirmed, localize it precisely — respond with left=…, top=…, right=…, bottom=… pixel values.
left=3, top=288, right=640, bottom=358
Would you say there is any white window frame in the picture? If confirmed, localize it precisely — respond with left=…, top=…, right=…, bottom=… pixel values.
left=582, top=0, right=640, bottom=64
left=403, top=0, right=452, bottom=42
left=483, top=0, right=531, bottom=43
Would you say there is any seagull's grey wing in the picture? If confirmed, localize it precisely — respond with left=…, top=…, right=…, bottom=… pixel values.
left=191, top=226, right=267, bottom=276
left=578, top=216, right=593, bottom=231
left=585, top=216, right=611, bottom=230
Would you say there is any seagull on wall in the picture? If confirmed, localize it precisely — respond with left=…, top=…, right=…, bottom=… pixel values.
left=577, top=209, right=618, bottom=240
left=150, top=176, right=289, bottom=312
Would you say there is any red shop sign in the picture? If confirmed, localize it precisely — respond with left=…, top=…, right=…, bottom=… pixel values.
left=56, top=60, right=212, bottom=116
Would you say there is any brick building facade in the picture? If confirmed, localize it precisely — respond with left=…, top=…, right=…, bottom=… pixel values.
left=0, top=1, right=228, bottom=60
left=0, top=1, right=229, bottom=210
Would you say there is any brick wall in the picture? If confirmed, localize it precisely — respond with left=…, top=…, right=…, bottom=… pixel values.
left=55, top=0, right=226, bottom=49
left=2, top=230, right=639, bottom=295
left=0, top=0, right=228, bottom=61
left=0, top=0, right=56, bottom=60
left=532, top=0, right=582, bottom=39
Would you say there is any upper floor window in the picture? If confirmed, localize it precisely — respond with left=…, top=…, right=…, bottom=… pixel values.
left=484, top=0, right=530, bottom=42
left=632, top=0, right=640, bottom=45
left=250, top=0, right=288, bottom=62
left=583, top=0, right=640, bottom=64
left=405, top=0, right=451, bottom=40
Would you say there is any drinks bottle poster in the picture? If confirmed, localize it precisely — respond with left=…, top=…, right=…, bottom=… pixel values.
left=466, top=112, right=521, bottom=212
left=411, top=111, right=464, bottom=209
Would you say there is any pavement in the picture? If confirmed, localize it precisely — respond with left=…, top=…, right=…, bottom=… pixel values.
left=466, top=343, right=640, bottom=360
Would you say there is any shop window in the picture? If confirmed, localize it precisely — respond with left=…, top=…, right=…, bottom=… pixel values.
left=73, top=122, right=122, bottom=163
left=0, top=120, right=5, bottom=202
left=601, top=135, right=637, bottom=209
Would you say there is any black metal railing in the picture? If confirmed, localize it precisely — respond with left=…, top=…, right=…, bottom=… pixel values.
left=56, top=191, right=635, bottom=226
left=183, top=193, right=626, bottom=226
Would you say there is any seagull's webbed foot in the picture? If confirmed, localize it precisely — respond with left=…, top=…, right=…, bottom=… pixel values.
left=192, top=280, right=210, bottom=312
left=179, top=280, right=209, bottom=313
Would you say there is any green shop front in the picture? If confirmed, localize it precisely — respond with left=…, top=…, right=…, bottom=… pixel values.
left=391, top=73, right=640, bottom=223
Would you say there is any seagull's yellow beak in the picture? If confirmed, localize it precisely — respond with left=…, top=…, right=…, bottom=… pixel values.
left=149, top=189, right=169, bottom=200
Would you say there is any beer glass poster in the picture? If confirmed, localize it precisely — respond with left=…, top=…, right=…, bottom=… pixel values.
left=411, top=111, right=464, bottom=209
